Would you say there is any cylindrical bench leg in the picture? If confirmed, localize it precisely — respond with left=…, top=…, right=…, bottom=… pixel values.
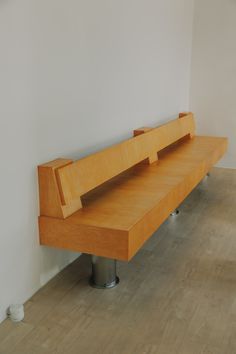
left=202, top=173, right=210, bottom=182
left=170, top=209, right=180, bottom=216
left=90, top=255, right=119, bottom=289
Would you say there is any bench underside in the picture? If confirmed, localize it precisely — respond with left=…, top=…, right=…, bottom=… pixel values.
left=39, top=136, right=227, bottom=261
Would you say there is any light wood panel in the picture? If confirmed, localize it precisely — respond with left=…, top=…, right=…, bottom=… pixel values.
left=53, top=113, right=195, bottom=217
left=39, top=136, right=228, bottom=261
left=38, top=159, right=82, bottom=219
left=133, top=127, right=158, bottom=164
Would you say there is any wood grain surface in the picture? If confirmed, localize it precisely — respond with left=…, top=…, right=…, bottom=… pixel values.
left=39, top=135, right=228, bottom=260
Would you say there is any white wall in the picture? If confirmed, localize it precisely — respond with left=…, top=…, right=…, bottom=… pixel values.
left=190, top=0, right=236, bottom=168
left=0, top=0, right=194, bottom=323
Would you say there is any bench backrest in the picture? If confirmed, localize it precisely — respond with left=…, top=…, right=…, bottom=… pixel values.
left=38, top=112, right=195, bottom=218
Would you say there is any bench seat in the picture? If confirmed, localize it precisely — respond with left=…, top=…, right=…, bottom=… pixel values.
left=39, top=135, right=227, bottom=261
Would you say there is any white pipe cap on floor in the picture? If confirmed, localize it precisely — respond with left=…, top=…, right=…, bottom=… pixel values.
left=8, top=304, right=24, bottom=322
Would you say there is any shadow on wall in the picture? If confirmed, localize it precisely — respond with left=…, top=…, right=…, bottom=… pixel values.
left=39, top=247, right=80, bottom=286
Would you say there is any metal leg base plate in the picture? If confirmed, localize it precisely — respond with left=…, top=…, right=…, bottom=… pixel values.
left=89, top=276, right=120, bottom=289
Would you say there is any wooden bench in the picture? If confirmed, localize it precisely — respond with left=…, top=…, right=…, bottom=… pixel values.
left=38, top=113, right=228, bottom=288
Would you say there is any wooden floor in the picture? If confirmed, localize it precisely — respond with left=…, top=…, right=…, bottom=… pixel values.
left=0, top=167, right=236, bottom=354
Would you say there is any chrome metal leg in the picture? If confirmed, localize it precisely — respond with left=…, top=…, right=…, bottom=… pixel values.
left=202, top=173, right=210, bottom=182
left=170, top=209, right=180, bottom=216
left=90, top=255, right=119, bottom=289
